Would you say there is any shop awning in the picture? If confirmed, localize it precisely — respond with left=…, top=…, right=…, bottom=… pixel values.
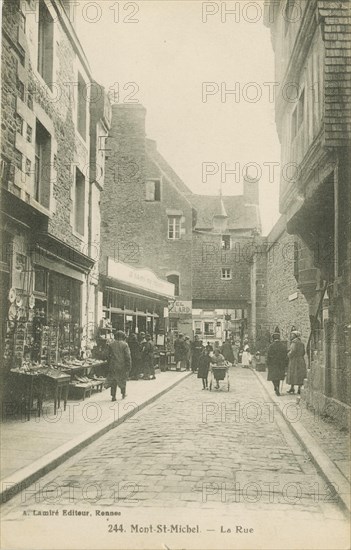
left=34, top=233, right=95, bottom=273
left=101, top=258, right=175, bottom=302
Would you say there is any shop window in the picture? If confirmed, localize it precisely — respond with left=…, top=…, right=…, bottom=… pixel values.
left=48, top=272, right=82, bottom=358
left=35, top=119, right=51, bottom=205
left=169, top=318, right=178, bottom=331
left=77, top=72, right=87, bottom=140
left=1, top=233, right=12, bottom=268
left=34, top=267, right=47, bottom=294
left=204, top=322, right=214, bottom=335
left=37, top=0, right=54, bottom=88
left=221, top=268, right=232, bottom=280
left=145, top=179, right=161, bottom=201
left=221, top=235, right=231, bottom=250
left=194, top=321, right=202, bottom=334
left=167, top=274, right=180, bottom=296
left=168, top=216, right=181, bottom=240
left=74, top=168, right=85, bottom=235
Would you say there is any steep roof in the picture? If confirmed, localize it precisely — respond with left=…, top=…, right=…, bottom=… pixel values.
left=145, top=139, right=261, bottom=231
left=146, top=140, right=193, bottom=196
left=189, top=194, right=260, bottom=231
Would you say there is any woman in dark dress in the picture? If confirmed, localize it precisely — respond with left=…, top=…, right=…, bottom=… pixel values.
left=266, top=332, right=288, bottom=396
left=197, top=348, right=210, bottom=389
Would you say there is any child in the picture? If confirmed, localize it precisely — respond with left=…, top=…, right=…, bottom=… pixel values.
left=197, top=348, right=210, bottom=389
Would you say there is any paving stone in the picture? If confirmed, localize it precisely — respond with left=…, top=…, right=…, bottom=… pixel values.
left=1, top=369, right=348, bottom=529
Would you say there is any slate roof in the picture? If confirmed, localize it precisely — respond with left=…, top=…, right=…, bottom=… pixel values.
left=189, top=194, right=260, bottom=231
left=146, top=139, right=261, bottom=231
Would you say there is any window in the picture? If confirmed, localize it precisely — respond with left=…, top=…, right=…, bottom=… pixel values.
left=34, top=266, right=47, bottom=294
left=35, top=119, right=51, bottom=205
left=37, top=0, right=54, bottom=88
left=194, top=321, right=202, bottom=334
left=77, top=72, right=87, bottom=140
left=16, top=114, right=23, bottom=135
left=168, top=216, right=181, bottom=240
left=167, top=274, right=180, bottom=296
left=26, top=125, right=33, bottom=142
left=221, top=235, right=231, bottom=250
left=74, top=167, right=85, bottom=235
left=145, top=179, right=161, bottom=201
left=204, top=322, right=214, bottom=335
left=221, top=268, right=232, bottom=280
left=169, top=318, right=178, bottom=331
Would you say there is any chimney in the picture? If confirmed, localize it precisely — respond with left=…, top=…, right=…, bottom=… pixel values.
left=243, top=172, right=260, bottom=205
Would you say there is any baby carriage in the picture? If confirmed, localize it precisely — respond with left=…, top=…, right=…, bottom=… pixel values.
left=209, top=361, right=231, bottom=391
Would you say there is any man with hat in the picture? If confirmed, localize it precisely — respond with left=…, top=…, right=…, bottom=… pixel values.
left=107, top=330, right=131, bottom=400
left=266, top=331, right=288, bottom=396
left=174, top=333, right=187, bottom=371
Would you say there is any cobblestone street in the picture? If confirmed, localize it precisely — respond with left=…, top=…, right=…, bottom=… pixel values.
left=1, top=368, right=348, bottom=549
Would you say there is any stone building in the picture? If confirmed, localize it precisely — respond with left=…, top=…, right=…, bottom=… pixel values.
left=100, top=105, right=192, bottom=337
left=190, top=176, right=262, bottom=345
left=264, top=215, right=310, bottom=343
left=264, top=0, right=351, bottom=427
left=0, top=0, right=109, bottom=369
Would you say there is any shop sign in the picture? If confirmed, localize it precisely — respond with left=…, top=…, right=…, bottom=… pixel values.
left=107, top=258, right=175, bottom=298
left=171, top=300, right=192, bottom=315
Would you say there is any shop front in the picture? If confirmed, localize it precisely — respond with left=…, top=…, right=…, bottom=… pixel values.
left=100, top=258, right=175, bottom=339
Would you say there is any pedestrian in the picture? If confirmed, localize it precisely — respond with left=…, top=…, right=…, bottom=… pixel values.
left=184, top=336, right=191, bottom=370
left=197, top=347, right=210, bottom=389
left=287, top=331, right=307, bottom=394
left=174, top=333, right=187, bottom=371
left=266, top=332, right=288, bottom=396
left=205, top=342, right=213, bottom=354
left=127, top=333, right=141, bottom=380
left=142, top=333, right=156, bottom=380
left=191, top=334, right=203, bottom=373
left=210, top=348, right=225, bottom=389
left=221, top=338, right=234, bottom=364
left=106, top=330, right=131, bottom=401
left=232, top=340, right=240, bottom=365
left=241, top=340, right=251, bottom=368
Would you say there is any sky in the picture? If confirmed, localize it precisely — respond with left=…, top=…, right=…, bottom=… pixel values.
left=75, top=0, right=281, bottom=234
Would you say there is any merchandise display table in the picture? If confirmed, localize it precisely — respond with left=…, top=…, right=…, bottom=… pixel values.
left=40, top=368, right=71, bottom=414
left=9, top=370, right=45, bottom=421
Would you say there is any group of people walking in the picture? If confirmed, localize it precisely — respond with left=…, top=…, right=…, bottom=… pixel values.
left=105, top=327, right=307, bottom=401
left=266, top=329, right=307, bottom=396
left=105, top=330, right=156, bottom=401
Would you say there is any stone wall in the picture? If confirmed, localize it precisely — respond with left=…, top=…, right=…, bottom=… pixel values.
left=265, top=217, right=311, bottom=343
